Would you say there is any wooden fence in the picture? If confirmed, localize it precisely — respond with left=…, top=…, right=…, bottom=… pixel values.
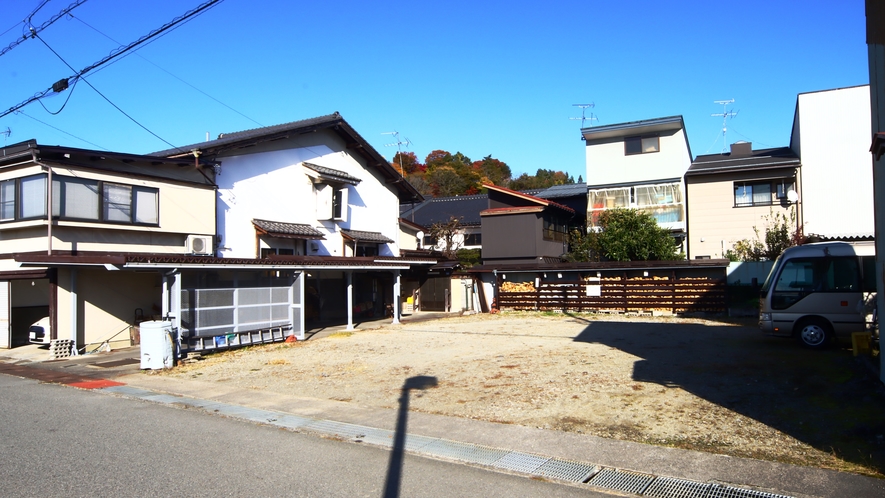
left=496, top=274, right=726, bottom=314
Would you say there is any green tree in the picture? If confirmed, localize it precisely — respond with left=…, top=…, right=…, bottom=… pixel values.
left=594, top=208, right=681, bottom=261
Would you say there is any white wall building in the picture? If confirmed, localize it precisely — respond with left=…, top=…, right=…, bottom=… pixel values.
left=582, top=116, right=693, bottom=238
left=790, top=85, right=874, bottom=239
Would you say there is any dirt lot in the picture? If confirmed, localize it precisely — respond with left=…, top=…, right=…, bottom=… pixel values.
left=161, top=312, right=885, bottom=478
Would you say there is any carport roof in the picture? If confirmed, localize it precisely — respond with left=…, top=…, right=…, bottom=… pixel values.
left=10, top=251, right=436, bottom=271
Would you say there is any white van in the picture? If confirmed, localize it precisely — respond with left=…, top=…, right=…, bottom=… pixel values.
left=28, top=317, right=52, bottom=345
left=759, top=242, right=876, bottom=349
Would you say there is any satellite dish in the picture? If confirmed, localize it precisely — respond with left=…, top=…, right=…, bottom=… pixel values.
left=787, top=190, right=799, bottom=203
left=416, top=230, right=424, bottom=240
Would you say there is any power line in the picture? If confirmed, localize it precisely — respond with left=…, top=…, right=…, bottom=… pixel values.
left=69, top=12, right=263, bottom=128
left=33, top=32, right=180, bottom=151
left=16, top=110, right=108, bottom=150
left=0, top=0, right=223, bottom=120
left=0, top=0, right=89, bottom=58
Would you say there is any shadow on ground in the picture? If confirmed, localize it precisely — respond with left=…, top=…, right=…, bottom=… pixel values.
left=571, top=317, right=885, bottom=475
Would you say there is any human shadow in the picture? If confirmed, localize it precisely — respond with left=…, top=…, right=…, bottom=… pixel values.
left=383, top=375, right=438, bottom=498
left=571, top=317, right=885, bottom=474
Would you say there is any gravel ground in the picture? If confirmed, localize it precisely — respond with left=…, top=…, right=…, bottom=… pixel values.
left=159, top=312, right=885, bottom=478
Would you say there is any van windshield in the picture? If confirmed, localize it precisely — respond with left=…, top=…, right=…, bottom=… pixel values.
left=760, top=255, right=781, bottom=293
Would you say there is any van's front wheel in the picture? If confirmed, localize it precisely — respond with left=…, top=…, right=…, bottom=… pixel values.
left=796, top=318, right=831, bottom=349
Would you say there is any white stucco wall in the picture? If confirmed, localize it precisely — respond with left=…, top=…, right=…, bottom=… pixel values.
left=585, top=128, right=692, bottom=187
left=794, top=85, right=874, bottom=238
left=215, top=131, right=401, bottom=258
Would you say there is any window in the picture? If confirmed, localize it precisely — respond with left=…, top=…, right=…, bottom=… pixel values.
left=625, top=136, right=660, bottom=155
left=20, top=175, right=47, bottom=219
left=0, top=180, right=15, bottom=220
left=543, top=216, right=567, bottom=242
left=355, top=244, right=378, bottom=257
left=734, top=179, right=794, bottom=207
left=53, top=177, right=99, bottom=220
left=0, top=174, right=158, bottom=225
left=588, top=182, right=683, bottom=227
left=316, top=184, right=349, bottom=222
left=463, top=233, right=482, bottom=246
left=260, top=248, right=295, bottom=259
left=771, top=257, right=860, bottom=309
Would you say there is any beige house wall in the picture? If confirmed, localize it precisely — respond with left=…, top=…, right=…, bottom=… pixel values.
left=0, top=166, right=215, bottom=255
left=687, top=168, right=798, bottom=259
left=55, top=268, right=162, bottom=349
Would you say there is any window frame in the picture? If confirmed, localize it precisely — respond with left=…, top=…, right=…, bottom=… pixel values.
left=734, top=179, right=794, bottom=208
left=625, top=135, right=660, bottom=155
left=0, top=174, right=159, bottom=226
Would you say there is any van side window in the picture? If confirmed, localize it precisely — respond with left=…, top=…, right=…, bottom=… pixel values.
left=771, top=257, right=860, bottom=309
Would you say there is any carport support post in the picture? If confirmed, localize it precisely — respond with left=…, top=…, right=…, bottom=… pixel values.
left=70, top=268, right=77, bottom=356
left=392, top=270, right=401, bottom=324
left=346, top=271, right=355, bottom=331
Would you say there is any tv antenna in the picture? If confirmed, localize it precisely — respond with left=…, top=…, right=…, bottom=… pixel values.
left=570, top=103, right=597, bottom=128
left=382, top=130, right=412, bottom=176
left=0, top=127, right=10, bottom=145
left=712, top=99, right=738, bottom=152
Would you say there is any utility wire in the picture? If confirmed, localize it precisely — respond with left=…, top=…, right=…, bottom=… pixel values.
left=16, top=110, right=108, bottom=150
left=0, top=0, right=88, bottom=58
left=33, top=32, right=180, bottom=151
left=70, top=12, right=262, bottom=128
left=0, top=0, right=223, bottom=120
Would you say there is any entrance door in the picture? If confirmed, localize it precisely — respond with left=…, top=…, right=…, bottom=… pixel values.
left=419, top=278, right=449, bottom=311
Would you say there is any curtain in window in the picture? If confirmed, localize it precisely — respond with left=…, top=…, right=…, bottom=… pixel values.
left=104, top=184, right=132, bottom=222
left=20, top=176, right=46, bottom=218
left=53, top=179, right=99, bottom=220
left=635, top=183, right=681, bottom=208
left=134, top=188, right=158, bottom=224
left=589, top=188, right=630, bottom=210
left=752, top=183, right=771, bottom=205
left=735, top=184, right=752, bottom=206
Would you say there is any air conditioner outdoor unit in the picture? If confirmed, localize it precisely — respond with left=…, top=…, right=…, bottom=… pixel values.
left=186, top=235, right=213, bottom=255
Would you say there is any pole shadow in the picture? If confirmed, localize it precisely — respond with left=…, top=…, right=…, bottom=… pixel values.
left=383, top=375, right=438, bottom=498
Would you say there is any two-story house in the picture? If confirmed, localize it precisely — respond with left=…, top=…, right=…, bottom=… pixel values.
left=0, top=140, right=217, bottom=351
left=685, top=142, right=801, bottom=259
left=581, top=116, right=692, bottom=250
left=153, top=113, right=432, bottom=335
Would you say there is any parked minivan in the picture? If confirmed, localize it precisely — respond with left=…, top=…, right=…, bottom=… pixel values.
left=759, top=242, right=876, bottom=349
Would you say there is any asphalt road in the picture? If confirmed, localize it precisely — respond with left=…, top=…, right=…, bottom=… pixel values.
left=0, top=374, right=611, bottom=497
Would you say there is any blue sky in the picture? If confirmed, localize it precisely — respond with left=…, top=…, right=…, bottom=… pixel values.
left=0, top=0, right=869, bottom=181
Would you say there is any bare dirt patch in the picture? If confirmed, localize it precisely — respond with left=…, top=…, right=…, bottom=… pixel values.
left=161, top=312, right=885, bottom=478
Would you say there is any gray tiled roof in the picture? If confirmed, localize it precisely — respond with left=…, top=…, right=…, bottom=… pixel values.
left=340, top=229, right=394, bottom=244
left=535, top=183, right=587, bottom=199
left=303, top=162, right=361, bottom=185
left=687, top=147, right=799, bottom=176
left=252, top=219, right=325, bottom=239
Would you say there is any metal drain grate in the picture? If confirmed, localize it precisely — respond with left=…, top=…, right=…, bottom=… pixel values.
left=707, top=484, right=793, bottom=498
left=588, top=467, right=656, bottom=495
left=421, top=439, right=510, bottom=465
left=491, top=452, right=550, bottom=474
left=534, top=459, right=597, bottom=483
left=273, top=414, right=312, bottom=429
left=304, top=419, right=374, bottom=439
left=644, top=476, right=712, bottom=498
